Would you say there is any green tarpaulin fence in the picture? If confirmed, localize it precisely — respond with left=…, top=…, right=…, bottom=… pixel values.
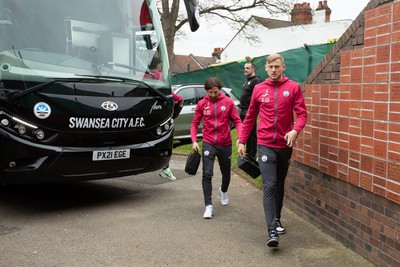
left=172, top=43, right=334, bottom=98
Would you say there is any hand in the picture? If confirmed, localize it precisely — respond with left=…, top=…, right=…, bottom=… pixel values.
left=284, top=130, right=298, bottom=147
left=192, top=141, right=200, bottom=152
left=238, top=143, right=246, bottom=158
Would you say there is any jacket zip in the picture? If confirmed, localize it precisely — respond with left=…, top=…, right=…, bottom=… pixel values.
left=273, top=83, right=278, bottom=142
left=213, top=100, right=218, bottom=144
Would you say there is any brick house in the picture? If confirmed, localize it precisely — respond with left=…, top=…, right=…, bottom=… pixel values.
left=171, top=49, right=222, bottom=74
left=287, top=0, right=400, bottom=266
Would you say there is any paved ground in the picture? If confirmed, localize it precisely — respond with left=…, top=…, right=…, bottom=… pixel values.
left=0, top=154, right=374, bottom=266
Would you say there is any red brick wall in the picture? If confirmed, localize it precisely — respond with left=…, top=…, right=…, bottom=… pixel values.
left=287, top=1, right=400, bottom=266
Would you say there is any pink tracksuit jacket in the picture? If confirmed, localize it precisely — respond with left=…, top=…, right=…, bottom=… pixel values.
left=191, top=93, right=242, bottom=146
left=239, top=74, right=307, bottom=148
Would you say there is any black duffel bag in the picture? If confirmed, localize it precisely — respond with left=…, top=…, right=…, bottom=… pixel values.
left=185, top=151, right=201, bottom=175
left=238, top=155, right=260, bottom=179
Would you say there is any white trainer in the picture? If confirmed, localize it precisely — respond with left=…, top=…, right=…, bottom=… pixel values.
left=159, top=167, right=176, bottom=181
left=203, top=205, right=213, bottom=219
left=219, top=187, right=229, bottom=206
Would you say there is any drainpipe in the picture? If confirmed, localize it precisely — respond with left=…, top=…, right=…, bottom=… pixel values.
left=304, top=43, right=312, bottom=75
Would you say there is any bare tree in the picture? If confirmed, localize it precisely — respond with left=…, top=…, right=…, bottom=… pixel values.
left=158, top=0, right=294, bottom=65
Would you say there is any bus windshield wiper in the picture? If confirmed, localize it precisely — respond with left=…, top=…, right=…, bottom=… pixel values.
left=10, top=75, right=169, bottom=102
left=79, top=74, right=168, bottom=102
left=104, top=62, right=156, bottom=78
left=10, top=80, right=57, bottom=99
left=10, top=77, right=100, bottom=99
left=11, top=77, right=90, bottom=98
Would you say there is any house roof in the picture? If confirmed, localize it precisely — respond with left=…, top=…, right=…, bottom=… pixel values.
left=251, top=16, right=294, bottom=29
left=172, top=54, right=217, bottom=74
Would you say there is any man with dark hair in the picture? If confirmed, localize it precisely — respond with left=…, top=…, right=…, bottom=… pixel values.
left=238, top=53, right=307, bottom=248
left=239, top=57, right=262, bottom=160
left=191, top=77, right=242, bottom=219
left=144, top=57, right=163, bottom=80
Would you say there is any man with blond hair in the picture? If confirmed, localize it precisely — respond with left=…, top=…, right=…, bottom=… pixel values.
left=238, top=53, right=307, bottom=248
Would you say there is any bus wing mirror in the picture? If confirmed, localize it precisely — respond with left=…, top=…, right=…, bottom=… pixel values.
left=184, top=0, right=200, bottom=32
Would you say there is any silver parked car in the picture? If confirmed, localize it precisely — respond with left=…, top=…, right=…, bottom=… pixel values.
left=172, top=84, right=240, bottom=143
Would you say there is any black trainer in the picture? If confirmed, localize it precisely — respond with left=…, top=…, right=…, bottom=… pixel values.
left=267, top=230, right=279, bottom=248
left=276, top=219, right=286, bottom=235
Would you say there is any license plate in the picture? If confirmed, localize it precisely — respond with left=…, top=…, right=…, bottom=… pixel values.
left=92, top=149, right=130, bottom=161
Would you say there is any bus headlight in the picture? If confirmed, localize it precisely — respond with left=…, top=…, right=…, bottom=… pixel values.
left=16, top=125, right=26, bottom=135
left=1, top=118, right=9, bottom=126
left=35, top=129, right=45, bottom=140
left=155, top=117, right=173, bottom=136
left=0, top=110, right=59, bottom=142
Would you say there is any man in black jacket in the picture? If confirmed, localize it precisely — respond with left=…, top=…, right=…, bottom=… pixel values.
left=239, top=58, right=262, bottom=160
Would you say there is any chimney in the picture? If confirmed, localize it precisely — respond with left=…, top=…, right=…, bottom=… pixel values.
left=316, top=1, right=323, bottom=10
left=290, top=2, right=312, bottom=24
left=323, top=0, right=331, bottom=22
left=212, top=47, right=223, bottom=60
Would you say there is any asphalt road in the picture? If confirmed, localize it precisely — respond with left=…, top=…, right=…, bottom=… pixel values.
left=0, top=154, right=374, bottom=266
